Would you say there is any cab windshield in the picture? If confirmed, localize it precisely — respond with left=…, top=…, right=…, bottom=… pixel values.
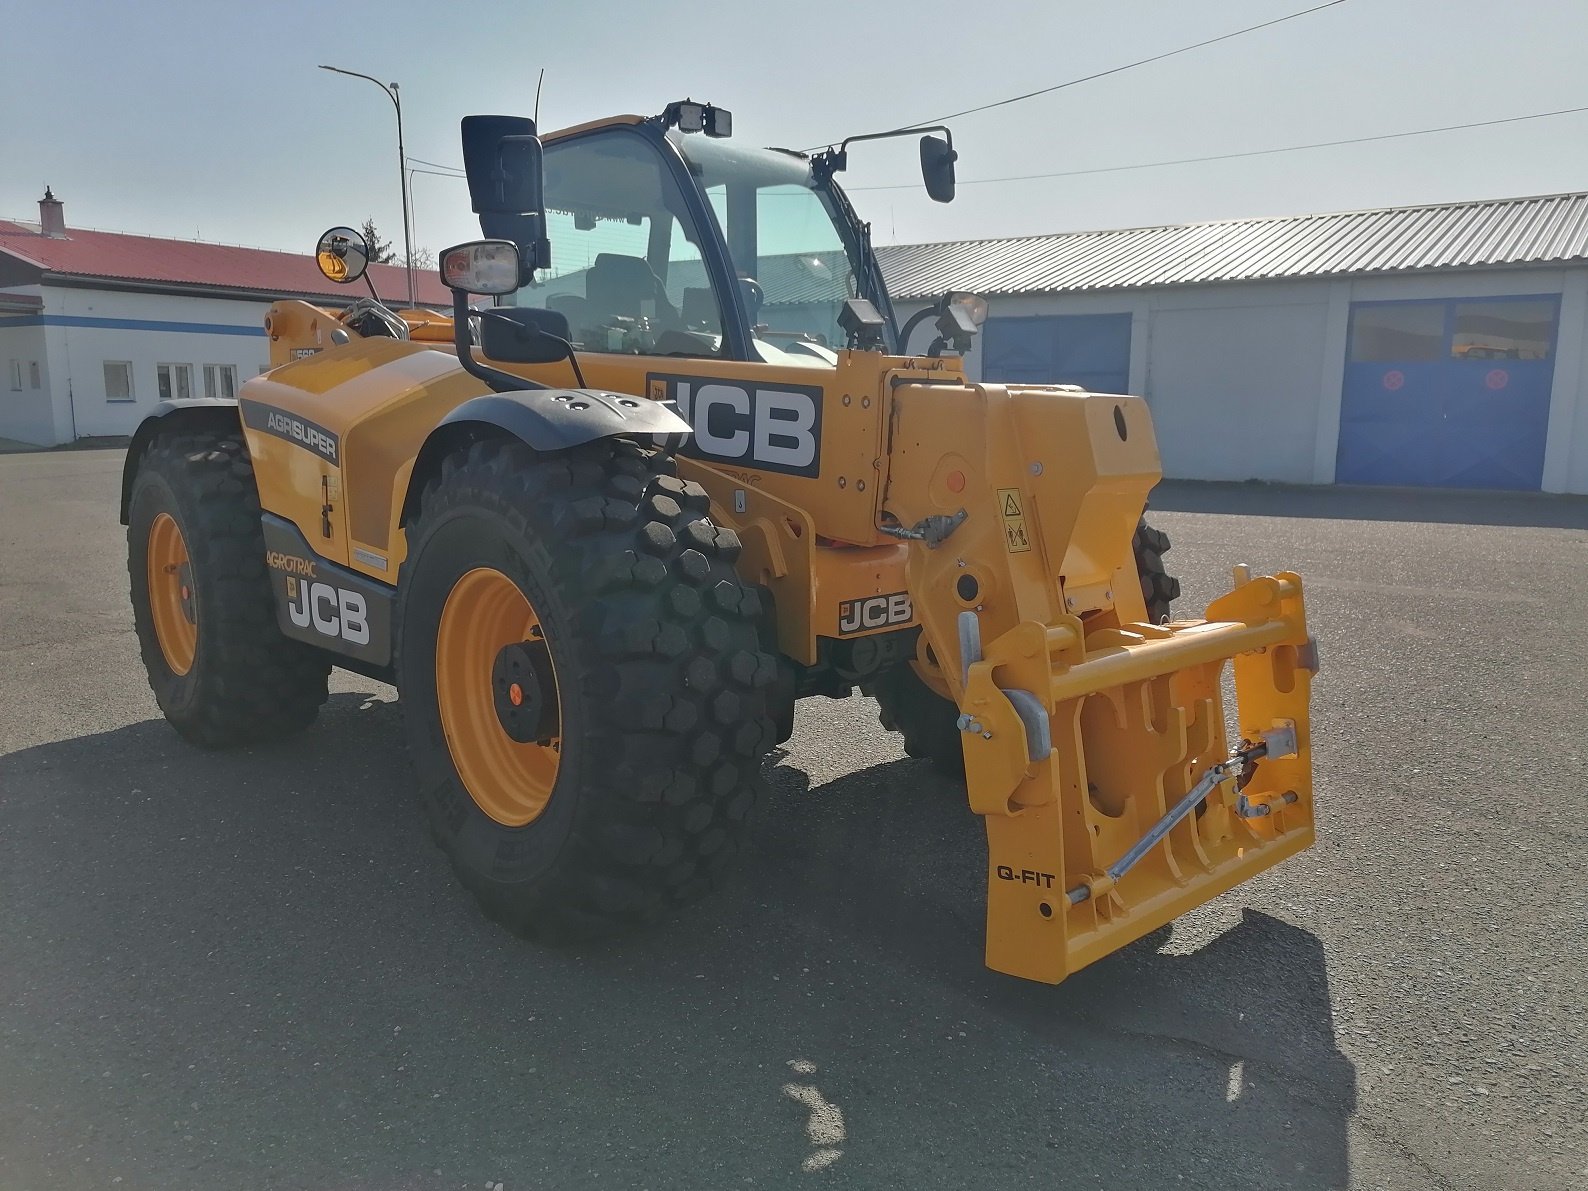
left=668, top=132, right=867, bottom=364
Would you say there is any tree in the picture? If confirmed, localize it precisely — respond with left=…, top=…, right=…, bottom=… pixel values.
left=406, top=246, right=435, bottom=270
left=360, top=218, right=396, bottom=264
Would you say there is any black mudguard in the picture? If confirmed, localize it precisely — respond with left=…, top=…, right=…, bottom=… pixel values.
left=119, top=398, right=240, bottom=524
left=437, top=388, right=690, bottom=450
left=399, top=387, right=691, bottom=526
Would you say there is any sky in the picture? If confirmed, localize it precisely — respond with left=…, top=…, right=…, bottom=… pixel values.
left=4, top=0, right=1588, bottom=264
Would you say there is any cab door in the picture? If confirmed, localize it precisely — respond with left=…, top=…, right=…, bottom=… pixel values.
left=501, top=123, right=868, bottom=531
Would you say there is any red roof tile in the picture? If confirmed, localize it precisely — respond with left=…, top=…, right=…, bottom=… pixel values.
left=0, top=219, right=455, bottom=305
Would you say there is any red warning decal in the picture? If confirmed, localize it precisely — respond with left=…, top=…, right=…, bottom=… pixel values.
left=1382, top=370, right=1405, bottom=391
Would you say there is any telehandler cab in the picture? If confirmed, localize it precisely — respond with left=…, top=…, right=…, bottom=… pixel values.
left=122, top=101, right=1318, bottom=984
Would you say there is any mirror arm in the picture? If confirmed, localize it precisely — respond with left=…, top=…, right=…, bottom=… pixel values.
left=451, top=291, right=550, bottom=394
left=475, top=308, right=588, bottom=388
left=551, top=335, right=587, bottom=388
left=812, top=124, right=953, bottom=180
left=838, top=123, right=953, bottom=157
left=898, top=306, right=938, bottom=355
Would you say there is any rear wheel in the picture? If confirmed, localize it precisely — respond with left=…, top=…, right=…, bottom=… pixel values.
left=864, top=655, right=963, bottom=774
left=1133, top=516, right=1181, bottom=625
left=396, top=436, right=777, bottom=941
left=869, top=517, right=1181, bottom=776
left=127, top=430, right=331, bottom=747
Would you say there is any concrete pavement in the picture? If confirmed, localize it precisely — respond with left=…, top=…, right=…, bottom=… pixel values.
left=1, top=448, right=1584, bottom=1189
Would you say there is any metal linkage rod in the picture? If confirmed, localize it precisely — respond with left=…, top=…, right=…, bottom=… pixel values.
left=1066, top=729, right=1292, bottom=906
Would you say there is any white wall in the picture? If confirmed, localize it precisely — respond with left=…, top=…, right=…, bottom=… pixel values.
left=908, top=264, right=1588, bottom=492
left=1144, top=282, right=1331, bottom=483
left=1, top=287, right=273, bottom=444
left=0, top=318, right=56, bottom=445
left=1558, top=270, right=1588, bottom=494
left=29, top=286, right=272, bottom=441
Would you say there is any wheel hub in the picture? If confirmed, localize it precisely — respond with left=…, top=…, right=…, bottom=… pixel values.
left=491, top=638, right=557, bottom=743
left=174, top=561, right=196, bottom=624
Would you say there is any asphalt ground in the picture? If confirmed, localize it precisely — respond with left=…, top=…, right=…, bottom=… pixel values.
left=1, top=447, right=1584, bottom=1191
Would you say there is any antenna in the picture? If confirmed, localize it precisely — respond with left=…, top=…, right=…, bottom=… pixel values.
left=534, top=68, right=545, bottom=125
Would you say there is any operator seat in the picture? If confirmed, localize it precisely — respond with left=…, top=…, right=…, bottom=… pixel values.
left=586, top=253, right=681, bottom=329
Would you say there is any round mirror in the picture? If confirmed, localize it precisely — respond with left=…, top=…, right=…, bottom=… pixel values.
left=315, top=226, right=370, bottom=285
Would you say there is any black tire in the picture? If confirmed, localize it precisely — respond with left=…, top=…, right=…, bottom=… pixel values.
left=1133, top=516, right=1182, bottom=625
left=396, top=436, right=777, bottom=942
left=869, top=519, right=1182, bottom=775
left=127, top=430, right=331, bottom=747
left=864, top=661, right=964, bottom=774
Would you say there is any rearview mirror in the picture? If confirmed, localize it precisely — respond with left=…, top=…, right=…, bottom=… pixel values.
left=920, top=135, right=957, bottom=204
left=315, top=226, right=370, bottom=284
left=439, top=240, right=520, bottom=295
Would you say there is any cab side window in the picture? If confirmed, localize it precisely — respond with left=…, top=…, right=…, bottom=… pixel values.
left=512, top=130, right=723, bottom=357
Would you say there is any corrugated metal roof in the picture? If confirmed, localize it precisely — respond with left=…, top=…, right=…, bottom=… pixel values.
left=876, top=191, right=1588, bottom=299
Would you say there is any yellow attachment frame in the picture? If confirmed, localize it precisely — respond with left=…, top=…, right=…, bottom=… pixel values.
left=883, top=382, right=1316, bottom=984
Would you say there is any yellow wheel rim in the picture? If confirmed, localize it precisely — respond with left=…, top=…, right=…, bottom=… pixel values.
left=147, top=511, right=197, bottom=677
left=436, top=567, right=563, bottom=827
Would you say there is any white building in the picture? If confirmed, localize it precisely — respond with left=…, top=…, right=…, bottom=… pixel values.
left=0, top=190, right=449, bottom=446
left=882, top=191, right=1588, bottom=494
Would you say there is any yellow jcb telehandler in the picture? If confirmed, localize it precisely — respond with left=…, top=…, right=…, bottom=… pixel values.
left=122, top=101, right=1317, bottom=984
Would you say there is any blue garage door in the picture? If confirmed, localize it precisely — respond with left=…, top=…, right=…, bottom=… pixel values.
left=982, top=314, right=1132, bottom=393
left=1336, top=296, right=1558, bottom=490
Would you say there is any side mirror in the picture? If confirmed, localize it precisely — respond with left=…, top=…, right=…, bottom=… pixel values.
left=315, top=226, right=370, bottom=284
left=439, top=240, right=520, bottom=295
left=920, top=134, right=957, bottom=204
left=479, top=307, right=575, bottom=364
left=461, top=114, right=551, bottom=280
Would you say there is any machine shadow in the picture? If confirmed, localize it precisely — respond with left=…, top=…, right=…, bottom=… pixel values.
left=1153, top=477, right=1588, bottom=529
left=0, top=693, right=1353, bottom=1189
left=748, top=752, right=1356, bottom=1189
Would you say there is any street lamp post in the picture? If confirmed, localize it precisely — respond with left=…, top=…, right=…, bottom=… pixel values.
left=318, top=64, right=416, bottom=309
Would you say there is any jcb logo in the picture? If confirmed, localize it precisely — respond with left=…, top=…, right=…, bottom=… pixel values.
left=650, top=374, right=823, bottom=478
left=838, top=592, right=912, bottom=635
left=285, top=577, right=369, bottom=646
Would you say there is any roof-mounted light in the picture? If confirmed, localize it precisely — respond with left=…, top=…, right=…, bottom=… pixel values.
left=662, top=99, right=733, bottom=138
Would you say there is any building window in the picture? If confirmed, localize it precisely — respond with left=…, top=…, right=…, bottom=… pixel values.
left=156, top=363, right=193, bottom=402
left=104, top=361, right=134, bottom=402
left=1450, top=299, right=1556, bottom=361
left=1348, top=302, right=1444, bottom=362
left=203, top=364, right=238, bottom=401
left=29, top=362, right=40, bottom=389
left=7, top=360, right=19, bottom=391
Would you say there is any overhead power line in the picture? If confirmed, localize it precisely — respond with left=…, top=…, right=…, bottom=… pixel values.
left=846, top=104, right=1588, bottom=192
left=802, top=0, right=1348, bottom=150
left=408, top=156, right=465, bottom=175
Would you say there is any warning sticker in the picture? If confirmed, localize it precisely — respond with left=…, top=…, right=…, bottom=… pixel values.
left=997, top=487, right=1031, bottom=553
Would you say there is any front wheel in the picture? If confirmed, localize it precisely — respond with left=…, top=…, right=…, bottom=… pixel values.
left=396, top=436, right=777, bottom=942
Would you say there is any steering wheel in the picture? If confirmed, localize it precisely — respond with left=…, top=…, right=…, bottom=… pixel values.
left=737, top=276, right=764, bottom=326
